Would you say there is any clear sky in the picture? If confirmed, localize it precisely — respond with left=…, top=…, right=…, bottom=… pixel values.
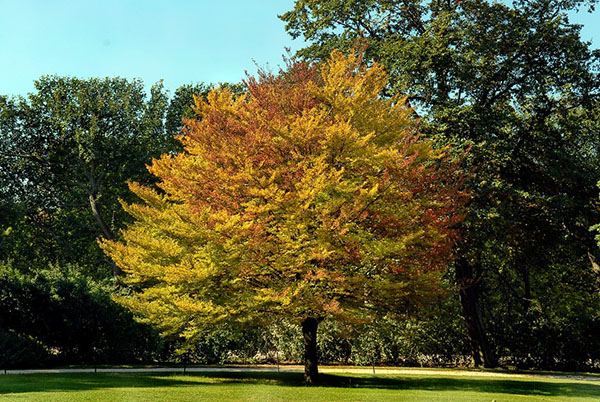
left=0, top=0, right=599, bottom=97
left=0, top=0, right=303, bottom=96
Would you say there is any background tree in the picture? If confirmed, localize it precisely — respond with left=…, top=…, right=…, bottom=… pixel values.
left=281, top=0, right=600, bottom=368
left=0, top=76, right=173, bottom=277
left=101, top=51, right=468, bottom=382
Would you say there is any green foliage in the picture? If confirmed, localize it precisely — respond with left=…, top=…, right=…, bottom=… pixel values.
left=0, top=330, right=50, bottom=369
left=0, top=262, right=161, bottom=366
left=2, top=1, right=599, bottom=369
left=0, top=77, right=174, bottom=277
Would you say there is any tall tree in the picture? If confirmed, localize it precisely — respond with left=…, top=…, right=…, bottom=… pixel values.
left=0, top=77, right=172, bottom=277
left=101, top=51, right=468, bottom=382
left=281, top=0, right=600, bottom=368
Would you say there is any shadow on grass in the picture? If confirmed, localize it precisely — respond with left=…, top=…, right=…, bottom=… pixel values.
left=0, top=371, right=599, bottom=399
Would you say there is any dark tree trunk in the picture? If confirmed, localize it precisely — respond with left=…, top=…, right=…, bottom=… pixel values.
left=89, top=194, right=115, bottom=240
left=456, top=258, right=497, bottom=368
left=302, top=317, right=319, bottom=383
left=88, top=193, right=122, bottom=277
left=82, top=161, right=122, bottom=278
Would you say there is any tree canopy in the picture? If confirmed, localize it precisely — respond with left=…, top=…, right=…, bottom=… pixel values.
left=0, top=76, right=175, bottom=276
left=101, top=51, right=468, bottom=382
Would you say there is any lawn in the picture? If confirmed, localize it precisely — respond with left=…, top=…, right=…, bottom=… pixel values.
left=0, top=371, right=598, bottom=401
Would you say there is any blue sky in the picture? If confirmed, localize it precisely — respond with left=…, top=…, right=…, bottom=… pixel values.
left=0, top=0, right=598, bottom=97
left=0, top=0, right=302, bottom=96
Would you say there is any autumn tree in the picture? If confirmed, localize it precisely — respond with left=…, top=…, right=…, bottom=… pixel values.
left=101, top=51, right=468, bottom=382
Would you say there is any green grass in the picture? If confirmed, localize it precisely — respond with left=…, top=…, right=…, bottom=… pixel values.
left=0, top=371, right=599, bottom=401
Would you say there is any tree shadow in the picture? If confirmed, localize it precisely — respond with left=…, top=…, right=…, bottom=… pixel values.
left=0, top=371, right=599, bottom=399
left=205, top=372, right=600, bottom=399
left=319, top=374, right=600, bottom=399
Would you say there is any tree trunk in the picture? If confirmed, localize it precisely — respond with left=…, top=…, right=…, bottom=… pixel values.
left=456, top=258, right=497, bottom=368
left=88, top=193, right=123, bottom=277
left=89, top=194, right=114, bottom=241
left=302, top=317, right=319, bottom=383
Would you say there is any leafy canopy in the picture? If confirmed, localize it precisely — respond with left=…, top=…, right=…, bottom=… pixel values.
left=0, top=76, right=172, bottom=277
left=101, top=51, right=468, bottom=346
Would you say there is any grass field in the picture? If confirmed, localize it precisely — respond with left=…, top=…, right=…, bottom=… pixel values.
left=1, top=371, right=599, bottom=401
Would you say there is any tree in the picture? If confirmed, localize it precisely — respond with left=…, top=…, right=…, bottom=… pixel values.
left=281, top=0, right=600, bottom=368
left=0, top=77, right=173, bottom=277
left=101, top=51, right=468, bottom=382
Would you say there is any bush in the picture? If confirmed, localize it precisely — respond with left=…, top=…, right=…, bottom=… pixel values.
left=0, top=263, right=161, bottom=367
left=0, top=329, right=50, bottom=369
